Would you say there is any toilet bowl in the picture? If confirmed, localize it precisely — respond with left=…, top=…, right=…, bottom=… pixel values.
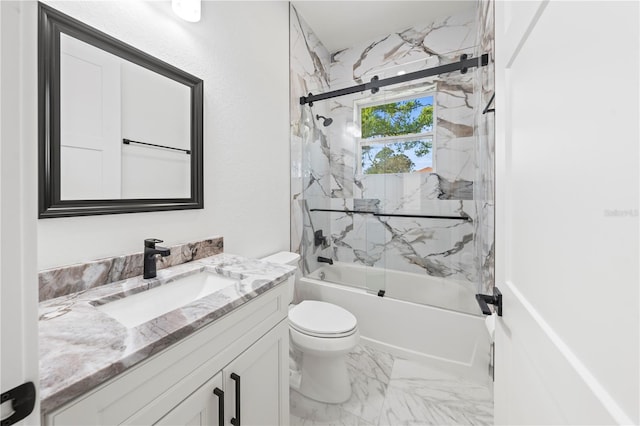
left=289, top=300, right=359, bottom=403
left=261, top=252, right=360, bottom=404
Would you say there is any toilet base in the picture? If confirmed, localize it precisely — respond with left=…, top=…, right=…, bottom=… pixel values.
left=298, top=353, right=352, bottom=404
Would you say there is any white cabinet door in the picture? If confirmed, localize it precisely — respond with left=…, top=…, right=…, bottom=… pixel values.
left=155, top=320, right=289, bottom=426
left=224, top=321, right=289, bottom=426
left=155, top=372, right=224, bottom=426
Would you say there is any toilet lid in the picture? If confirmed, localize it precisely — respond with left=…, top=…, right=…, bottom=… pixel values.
left=288, top=301, right=357, bottom=336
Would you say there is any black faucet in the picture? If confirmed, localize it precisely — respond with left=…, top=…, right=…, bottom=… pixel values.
left=317, top=256, right=333, bottom=265
left=143, top=238, right=171, bottom=279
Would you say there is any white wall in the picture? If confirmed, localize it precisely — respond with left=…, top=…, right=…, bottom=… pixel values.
left=37, top=1, right=291, bottom=270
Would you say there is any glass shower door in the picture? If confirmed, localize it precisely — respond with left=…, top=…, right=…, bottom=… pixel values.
left=363, top=212, right=386, bottom=296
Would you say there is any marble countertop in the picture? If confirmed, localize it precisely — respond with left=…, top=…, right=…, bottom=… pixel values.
left=39, top=253, right=295, bottom=415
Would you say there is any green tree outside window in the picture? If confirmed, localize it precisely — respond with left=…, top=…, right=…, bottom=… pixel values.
left=361, top=96, right=434, bottom=174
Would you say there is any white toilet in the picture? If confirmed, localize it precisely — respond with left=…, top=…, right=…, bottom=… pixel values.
left=261, top=252, right=359, bottom=404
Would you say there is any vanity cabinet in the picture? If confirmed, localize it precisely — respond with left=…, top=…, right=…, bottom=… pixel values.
left=154, top=323, right=288, bottom=426
left=44, top=282, right=290, bottom=426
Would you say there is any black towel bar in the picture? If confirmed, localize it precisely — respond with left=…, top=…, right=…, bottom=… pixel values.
left=123, top=138, right=191, bottom=154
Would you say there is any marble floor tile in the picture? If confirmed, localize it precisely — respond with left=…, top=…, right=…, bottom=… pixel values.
left=340, top=345, right=395, bottom=423
left=377, top=385, right=492, bottom=426
left=378, top=359, right=493, bottom=426
left=339, top=372, right=388, bottom=424
left=291, top=345, right=494, bottom=426
left=290, top=389, right=372, bottom=426
left=346, top=344, right=395, bottom=385
left=291, top=344, right=394, bottom=425
left=290, top=414, right=372, bottom=426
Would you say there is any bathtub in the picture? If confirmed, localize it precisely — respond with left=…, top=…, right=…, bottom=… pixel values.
left=296, top=262, right=492, bottom=385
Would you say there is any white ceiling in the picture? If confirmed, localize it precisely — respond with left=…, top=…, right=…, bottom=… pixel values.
left=291, top=1, right=477, bottom=53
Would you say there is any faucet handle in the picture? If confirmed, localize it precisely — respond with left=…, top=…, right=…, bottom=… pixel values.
left=144, top=238, right=163, bottom=248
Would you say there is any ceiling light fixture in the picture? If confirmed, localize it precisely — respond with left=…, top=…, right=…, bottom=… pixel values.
left=172, top=0, right=201, bottom=23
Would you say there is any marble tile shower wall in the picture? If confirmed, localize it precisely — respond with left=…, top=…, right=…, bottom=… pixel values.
left=290, top=5, right=332, bottom=275
left=38, top=237, right=223, bottom=301
left=327, top=9, right=478, bottom=197
left=324, top=199, right=477, bottom=280
left=290, top=5, right=494, bottom=286
left=475, top=0, right=496, bottom=294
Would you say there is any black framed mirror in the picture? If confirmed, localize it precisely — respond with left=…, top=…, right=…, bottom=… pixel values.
left=38, top=3, right=203, bottom=218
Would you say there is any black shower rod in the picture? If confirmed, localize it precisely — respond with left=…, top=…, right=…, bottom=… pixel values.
left=300, top=53, right=488, bottom=106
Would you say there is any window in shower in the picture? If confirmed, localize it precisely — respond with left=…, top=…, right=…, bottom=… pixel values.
left=358, top=92, right=435, bottom=175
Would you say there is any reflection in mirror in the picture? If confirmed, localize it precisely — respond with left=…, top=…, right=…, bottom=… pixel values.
left=60, top=34, right=191, bottom=200
left=39, top=3, right=203, bottom=218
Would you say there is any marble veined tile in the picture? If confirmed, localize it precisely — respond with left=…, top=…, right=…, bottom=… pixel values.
left=290, top=345, right=493, bottom=426
left=340, top=345, right=394, bottom=423
left=290, top=390, right=373, bottom=426
left=290, top=413, right=372, bottom=426
left=291, top=345, right=395, bottom=425
left=346, top=344, right=394, bottom=385
left=378, top=359, right=493, bottom=426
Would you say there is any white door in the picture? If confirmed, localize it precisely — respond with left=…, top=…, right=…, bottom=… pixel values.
left=494, top=1, right=638, bottom=424
left=0, top=1, right=39, bottom=425
left=59, top=33, right=122, bottom=200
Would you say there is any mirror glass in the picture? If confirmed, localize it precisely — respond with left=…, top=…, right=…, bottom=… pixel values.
left=39, top=4, right=203, bottom=218
left=60, top=34, right=191, bottom=200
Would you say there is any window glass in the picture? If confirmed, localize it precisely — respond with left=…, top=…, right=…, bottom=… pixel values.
left=360, top=95, right=435, bottom=175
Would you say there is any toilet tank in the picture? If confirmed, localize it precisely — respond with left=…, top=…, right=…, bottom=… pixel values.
left=260, top=251, right=300, bottom=304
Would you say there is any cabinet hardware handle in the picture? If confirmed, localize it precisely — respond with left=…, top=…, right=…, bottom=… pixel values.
left=213, top=388, right=224, bottom=426
left=230, top=373, right=241, bottom=426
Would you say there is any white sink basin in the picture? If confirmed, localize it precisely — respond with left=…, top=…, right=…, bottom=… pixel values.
left=96, top=270, right=237, bottom=328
